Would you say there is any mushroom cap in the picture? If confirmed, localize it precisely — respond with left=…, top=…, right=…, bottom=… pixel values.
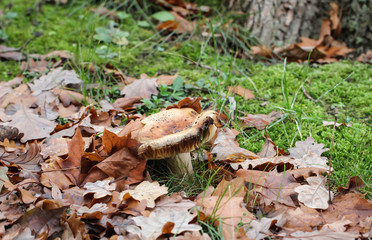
left=136, top=108, right=221, bottom=159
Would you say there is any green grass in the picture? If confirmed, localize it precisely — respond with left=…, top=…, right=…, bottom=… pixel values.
left=1, top=0, right=371, bottom=224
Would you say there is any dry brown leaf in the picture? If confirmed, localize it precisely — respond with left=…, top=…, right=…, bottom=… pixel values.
left=322, top=193, right=372, bottom=234
left=243, top=111, right=282, bottom=130
left=120, top=181, right=168, bottom=208
left=28, top=68, right=82, bottom=96
left=322, top=120, right=351, bottom=127
left=245, top=214, right=285, bottom=239
left=197, top=178, right=255, bottom=240
left=172, top=231, right=211, bottom=240
left=230, top=156, right=294, bottom=171
left=40, top=158, right=73, bottom=189
left=294, top=176, right=333, bottom=210
left=57, top=128, right=85, bottom=185
left=237, top=169, right=300, bottom=207
left=128, top=207, right=201, bottom=240
left=337, top=176, right=365, bottom=193
left=83, top=178, right=116, bottom=199
left=211, top=128, right=258, bottom=162
left=113, top=96, right=142, bottom=109
left=156, top=74, right=178, bottom=85
left=281, top=204, right=324, bottom=232
left=90, top=6, right=118, bottom=20
left=7, top=106, right=56, bottom=143
left=166, top=97, right=202, bottom=113
left=0, top=45, right=24, bottom=61
left=157, top=11, right=194, bottom=34
left=83, top=146, right=146, bottom=187
left=287, top=229, right=360, bottom=239
left=251, top=45, right=275, bottom=58
left=121, top=77, right=158, bottom=99
left=53, top=88, right=91, bottom=107
left=229, top=85, right=255, bottom=100
left=356, top=50, right=372, bottom=63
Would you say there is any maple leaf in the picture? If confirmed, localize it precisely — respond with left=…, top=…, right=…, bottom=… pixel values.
left=128, top=208, right=201, bottom=240
left=211, top=128, right=258, bottom=162
left=83, top=178, right=116, bottom=199
left=121, top=77, right=158, bottom=99
left=120, top=181, right=168, bottom=208
left=294, top=176, right=333, bottom=209
left=28, top=67, right=82, bottom=96
left=6, top=105, right=56, bottom=143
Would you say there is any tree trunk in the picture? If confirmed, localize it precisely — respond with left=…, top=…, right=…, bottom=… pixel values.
left=225, top=0, right=372, bottom=53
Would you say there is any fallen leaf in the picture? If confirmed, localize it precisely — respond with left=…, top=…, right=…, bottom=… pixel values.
left=237, top=169, right=300, bottom=207
left=287, top=229, right=360, bottom=239
left=282, top=204, right=324, bottom=232
left=57, top=128, right=85, bottom=185
left=6, top=105, right=57, bottom=142
left=40, top=158, right=73, bottom=189
left=243, top=111, right=282, bottom=130
left=28, top=68, right=82, bottom=96
left=113, top=96, right=142, bottom=109
left=120, top=181, right=168, bottom=208
left=322, top=120, right=351, bottom=127
left=0, top=45, right=24, bottom=60
left=0, top=125, right=23, bottom=141
left=156, top=74, right=178, bottom=85
left=294, top=176, right=333, bottom=210
left=0, top=141, right=42, bottom=171
left=0, top=166, right=9, bottom=191
left=322, top=193, right=372, bottom=233
left=211, top=128, right=258, bottom=162
left=229, top=85, right=255, bottom=100
left=121, top=77, right=158, bottom=99
left=197, top=178, right=255, bottom=240
left=230, top=156, right=294, bottom=171
left=53, top=88, right=91, bottom=107
left=172, top=231, right=211, bottom=240
left=128, top=207, right=201, bottom=240
left=245, top=214, right=285, bottom=239
left=337, top=176, right=365, bottom=193
left=83, top=178, right=116, bottom=199
left=356, top=50, right=372, bottom=63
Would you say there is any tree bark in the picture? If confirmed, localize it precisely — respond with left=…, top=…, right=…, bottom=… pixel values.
left=225, top=0, right=372, bottom=53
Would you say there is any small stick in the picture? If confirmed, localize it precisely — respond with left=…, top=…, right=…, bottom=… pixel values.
left=328, top=116, right=337, bottom=204
left=303, top=87, right=317, bottom=102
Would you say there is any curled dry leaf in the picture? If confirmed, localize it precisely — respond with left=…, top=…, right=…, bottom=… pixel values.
left=128, top=208, right=201, bottom=240
left=0, top=125, right=24, bottom=141
left=211, top=128, right=258, bottom=162
left=83, top=178, right=116, bottom=199
left=120, top=181, right=168, bottom=208
left=245, top=214, right=285, bottom=240
left=294, top=176, right=333, bottom=210
left=243, top=111, right=282, bottom=130
left=0, top=45, right=24, bottom=61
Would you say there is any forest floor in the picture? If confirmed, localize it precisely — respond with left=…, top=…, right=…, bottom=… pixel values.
left=0, top=1, right=371, bottom=239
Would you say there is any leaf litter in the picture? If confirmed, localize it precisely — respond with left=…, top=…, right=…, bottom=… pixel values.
left=0, top=4, right=371, bottom=238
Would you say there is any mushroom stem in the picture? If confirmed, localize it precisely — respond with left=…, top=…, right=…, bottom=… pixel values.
left=166, top=152, right=193, bottom=177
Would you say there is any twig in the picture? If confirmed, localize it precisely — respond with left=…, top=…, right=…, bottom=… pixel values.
left=32, top=166, right=80, bottom=173
left=328, top=115, right=337, bottom=204
left=0, top=35, right=40, bottom=54
left=303, top=87, right=317, bottom=102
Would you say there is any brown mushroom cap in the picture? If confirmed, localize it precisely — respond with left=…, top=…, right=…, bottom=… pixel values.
left=136, top=108, right=221, bottom=160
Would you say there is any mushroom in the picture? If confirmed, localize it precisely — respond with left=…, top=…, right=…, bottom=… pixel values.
left=134, top=107, right=222, bottom=176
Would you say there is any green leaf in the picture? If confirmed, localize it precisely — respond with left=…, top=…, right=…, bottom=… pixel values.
left=93, top=33, right=112, bottom=43
left=117, top=11, right=131, bottom=20
left=151, top=11, right=175, bottom=22
left=172, top=76, right=183, bottom=92
left=138, top=21, right=151, bottom=28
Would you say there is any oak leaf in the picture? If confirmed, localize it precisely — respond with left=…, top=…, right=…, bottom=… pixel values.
left=29, top=68, right=82, bottom=96
left=83, top=178, right=116, bottom=199
left=120, top=181, right=168, bottom=208
left=212, top=128, right=258, bottom=162
left=128, top=207, right=201, bottom=240
left=294, top=176, right=333, bottom=210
